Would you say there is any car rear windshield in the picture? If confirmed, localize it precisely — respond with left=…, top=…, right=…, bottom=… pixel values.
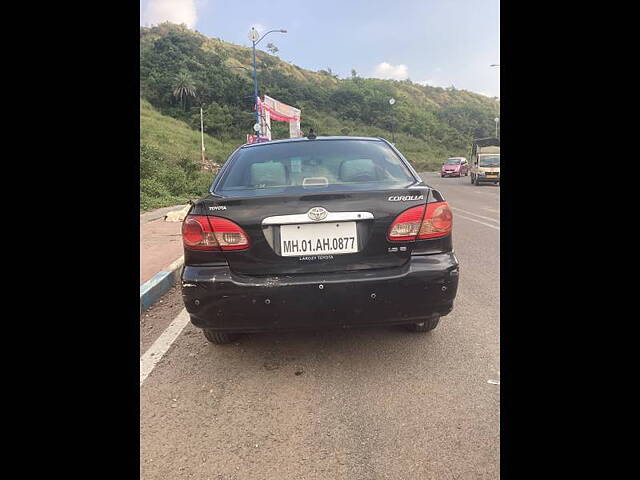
left=479, top=155, right=500, bottom=167
left=215, top=139, right=417, bottom=197
left=445, top=158, right=462, bottom=164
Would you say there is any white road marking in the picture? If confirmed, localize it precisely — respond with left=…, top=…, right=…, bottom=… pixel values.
left=140, top=308, right=190, bottom=386
left=452, top=207, right=500, bottom=224
left=455, top=213, right=500, bottom=230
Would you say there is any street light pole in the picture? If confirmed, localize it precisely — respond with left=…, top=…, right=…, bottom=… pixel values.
left=249, top=27, right=287, bottom=137
left=490, top=64, right=500, bottom=101
left=251, top=41, right=259, bottom=128
left=490, top=65, right=500, bottom=138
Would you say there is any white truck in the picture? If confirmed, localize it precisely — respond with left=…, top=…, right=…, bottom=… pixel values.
left=470, top=137, right=500, bottom=186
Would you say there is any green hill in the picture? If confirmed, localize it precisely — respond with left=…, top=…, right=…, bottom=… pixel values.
left=140, top=23, right=500, bottom=208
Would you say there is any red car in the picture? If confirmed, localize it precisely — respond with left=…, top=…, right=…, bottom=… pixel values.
left=441, top=157, right=469, bottom=177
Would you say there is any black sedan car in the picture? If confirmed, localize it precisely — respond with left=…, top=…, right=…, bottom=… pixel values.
left=181, top=136, right=459, bottom=344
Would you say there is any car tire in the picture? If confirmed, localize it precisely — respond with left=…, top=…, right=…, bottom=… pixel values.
left=406, top=315, right=440, bottom=333
left=203, top=329, right=238, bottom=344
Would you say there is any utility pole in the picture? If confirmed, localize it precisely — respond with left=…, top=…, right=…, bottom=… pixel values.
left=200, top=107, right=206, bottom=163
left=389, top=98, right=396, bottom=143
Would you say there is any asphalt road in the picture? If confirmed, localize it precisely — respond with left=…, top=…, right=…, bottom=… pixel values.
left=140, top=171, right=500, bottom=480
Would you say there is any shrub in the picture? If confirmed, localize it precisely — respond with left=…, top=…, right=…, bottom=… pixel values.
left=140, top=142, right=215, bottom=211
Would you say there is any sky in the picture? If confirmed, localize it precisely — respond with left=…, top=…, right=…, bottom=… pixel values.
left=140, top=0, right=500, bottom=98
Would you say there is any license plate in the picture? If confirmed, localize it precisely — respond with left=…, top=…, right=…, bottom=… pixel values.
left=280, top=222, right=358, bottom=256
left=486, top=175, right=497, bottom=178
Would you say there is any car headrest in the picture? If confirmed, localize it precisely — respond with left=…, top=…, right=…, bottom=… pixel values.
left=339, top=158, right=377, bottom=182
left=249, top=162, right=287, bottom=186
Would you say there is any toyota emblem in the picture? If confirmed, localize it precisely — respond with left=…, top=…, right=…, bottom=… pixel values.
left=308, top=207, right=328, bottom=221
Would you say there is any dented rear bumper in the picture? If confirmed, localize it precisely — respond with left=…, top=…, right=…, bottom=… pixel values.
left=181, top=252, right=459, bottom=332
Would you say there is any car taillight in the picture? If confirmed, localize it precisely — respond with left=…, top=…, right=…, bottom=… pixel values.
left=388, top=202, right=453, bottom=242
left=182, top=215, right=250, bottom=251
left=182, top=216, right=216, bottom=250
left=388, top=205, right=425, bottom=241
left=208, top=217, right=251, bottom=250
left=419, top=202, right=453, bottom=239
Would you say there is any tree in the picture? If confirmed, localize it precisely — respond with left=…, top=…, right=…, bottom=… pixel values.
left=351, top=69, right=358, bottom=78
left=266, top=42, right=279, bottom=55
left=172, top=71, right=197, bottom=111
left=192, top=102, right=233, bottom=138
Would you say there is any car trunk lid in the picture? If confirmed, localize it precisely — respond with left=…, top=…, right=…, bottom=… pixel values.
left=190, top=187, right=430, bottom=275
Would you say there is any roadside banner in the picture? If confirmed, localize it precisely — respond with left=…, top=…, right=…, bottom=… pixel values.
left=258, top=95, right=302, bottom=139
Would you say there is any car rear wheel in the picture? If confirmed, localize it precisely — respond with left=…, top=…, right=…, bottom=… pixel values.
left=203, top=329, right=238, bottom=344
left=406, top=314, right=440, bottom=333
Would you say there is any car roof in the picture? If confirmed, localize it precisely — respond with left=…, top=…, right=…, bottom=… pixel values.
left=240, top=136, right=385, bottom=149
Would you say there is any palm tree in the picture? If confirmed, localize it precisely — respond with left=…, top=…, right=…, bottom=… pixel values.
left=172, top=72, right=196, bottom=111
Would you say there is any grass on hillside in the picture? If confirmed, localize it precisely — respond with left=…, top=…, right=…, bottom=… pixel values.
left=140, top=98, right=240, bottom=211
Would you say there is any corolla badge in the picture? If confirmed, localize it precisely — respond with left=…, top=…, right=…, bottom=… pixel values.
left=308, top=207, right=328, bottom=221
left=388, top=195, right=424, bottom=201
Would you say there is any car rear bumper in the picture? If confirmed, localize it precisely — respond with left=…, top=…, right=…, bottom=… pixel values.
left=181, top=253, right=459, bottom=332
